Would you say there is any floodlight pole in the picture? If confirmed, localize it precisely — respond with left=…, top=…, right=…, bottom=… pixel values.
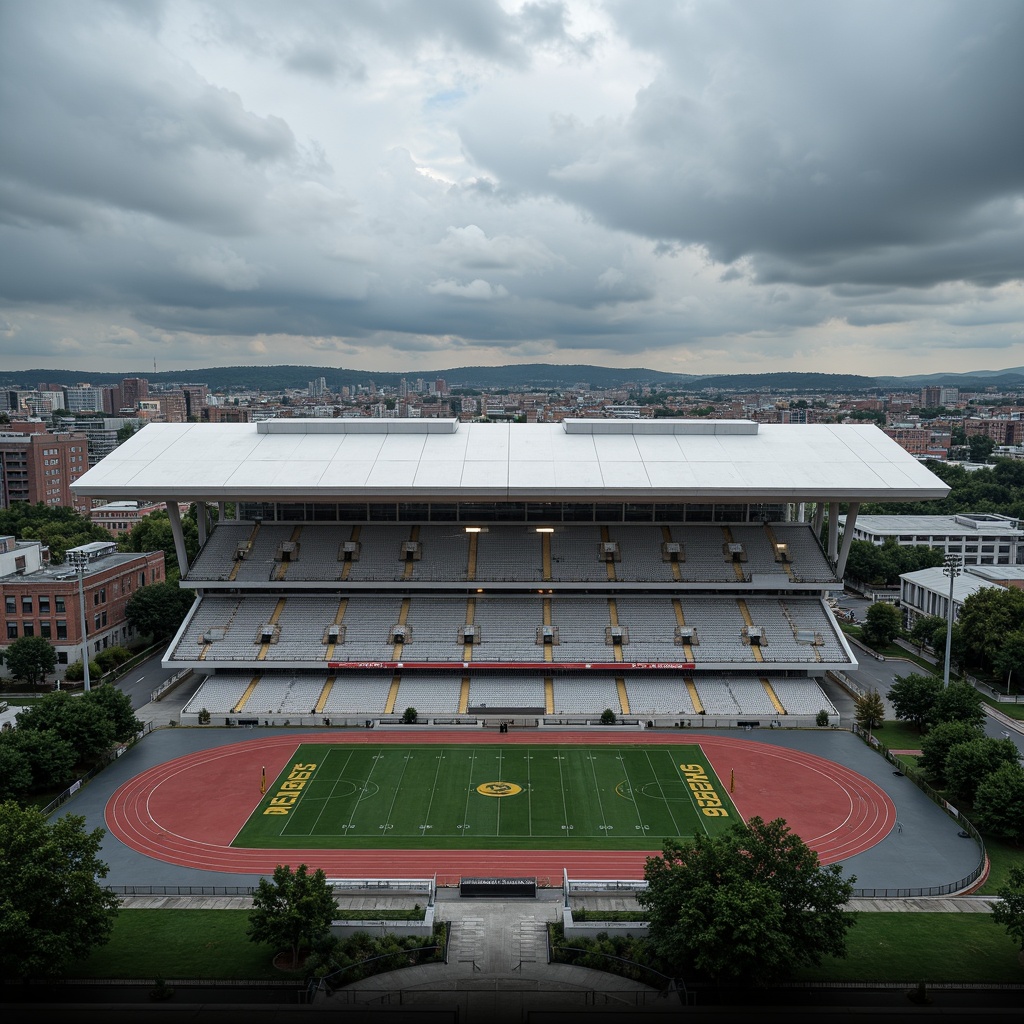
left=73, top=555, right=91, bottom=693
left=942, top=553, right=962, bottom=689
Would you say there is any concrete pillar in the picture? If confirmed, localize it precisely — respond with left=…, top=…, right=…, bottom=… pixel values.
left=166, top=501, right=190, bottom=576
left=835, top=502, right=860, bottom=579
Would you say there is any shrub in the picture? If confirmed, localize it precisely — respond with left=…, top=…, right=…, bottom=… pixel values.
left=64, top=659, right=102, bottom=683
left=600, top=708, right=617, bottom=725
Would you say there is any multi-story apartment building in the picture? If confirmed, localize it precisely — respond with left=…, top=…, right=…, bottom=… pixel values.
left=118, top=377, right=149, bottom=413
left=840, top=512, right=1024, bottom=566
left=0, top=430, right=90, bottom=511
left=0, top=540, right=165, bottom=676
left=89, top=500, right=190, bottom=537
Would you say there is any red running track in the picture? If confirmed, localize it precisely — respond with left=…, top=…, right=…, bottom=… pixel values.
left=105, top=731, right=895, bottom=881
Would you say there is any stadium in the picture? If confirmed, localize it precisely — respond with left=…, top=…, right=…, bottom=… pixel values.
left=69, top=416, right=971, bottom=885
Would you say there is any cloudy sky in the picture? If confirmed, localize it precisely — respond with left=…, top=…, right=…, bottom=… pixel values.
left=1, top=0, right=1023, bottom=378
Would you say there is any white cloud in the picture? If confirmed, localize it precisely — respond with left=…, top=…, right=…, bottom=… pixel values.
left=0, top=0, right=1022, bottom=377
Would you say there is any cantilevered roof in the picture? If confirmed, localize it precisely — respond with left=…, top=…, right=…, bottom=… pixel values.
left=71, top=418, right=950, bottom=504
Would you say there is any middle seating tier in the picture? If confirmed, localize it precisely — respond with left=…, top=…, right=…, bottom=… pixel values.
left=169, top=592, right=853, bottom=669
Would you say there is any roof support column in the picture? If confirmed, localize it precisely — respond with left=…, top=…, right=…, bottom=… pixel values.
left=797, top=502, right=806, bottom=523
left=827, top=502, right=840, bottom=563
left=812, top=502, right=825, bottom=537
left=835, top=502, right=860, bottom=580
left=217, top=501, right=226, bottom=523
left=166, top=501, right=190, bottom=576
left=197, top=502, right=208, bottom=546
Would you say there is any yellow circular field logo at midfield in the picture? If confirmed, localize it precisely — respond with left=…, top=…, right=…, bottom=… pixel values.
left=476, top=781, right=523, bottom=797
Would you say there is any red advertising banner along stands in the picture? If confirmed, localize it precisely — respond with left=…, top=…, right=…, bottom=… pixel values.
left=326, top=661, right=696, bottom=671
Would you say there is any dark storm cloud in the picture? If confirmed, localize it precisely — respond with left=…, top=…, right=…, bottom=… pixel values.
left=459, top=0, right=1024, bottom=289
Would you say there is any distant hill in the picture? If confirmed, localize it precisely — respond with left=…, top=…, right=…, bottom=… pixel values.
left=6, top=362, right=1024, bottom=393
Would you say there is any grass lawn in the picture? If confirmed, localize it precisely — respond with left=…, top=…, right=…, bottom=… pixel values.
left=75, top=910, right=1024, bottom=985
left=793, top=913, right=1024, bottom=985
left=976, top=836, right=1024, bottom=894
left=75, top=910, right=296, bottom=981
left=237, top=743, right=737, bottom=851
left=866, top=721, right=926, bottom=752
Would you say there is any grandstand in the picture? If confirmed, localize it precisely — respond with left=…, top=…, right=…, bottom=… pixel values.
left=72, top=417, right=948, bottom=728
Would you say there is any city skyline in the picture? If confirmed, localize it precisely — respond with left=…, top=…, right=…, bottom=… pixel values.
left=2, top=1, right=1023, bottom=377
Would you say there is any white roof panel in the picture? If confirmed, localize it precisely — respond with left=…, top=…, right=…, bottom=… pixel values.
left=72, top=418, right=951, bottom=504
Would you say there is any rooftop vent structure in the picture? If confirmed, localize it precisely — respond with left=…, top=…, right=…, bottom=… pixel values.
left=390, top=624, right=410, bottom=644
left=257, top=624, right=280, bottom=644
left=606, top=625, right=629, bottom=645
left=339, top=541, right=360, bottom=561
left=745, top=626, right=764, bottom=646
left=401, top=541, right=421, bottom=561
left=537, top=625, right=559, bottom=645
left=774, top=543, right=790, bottom=563
left=276, top=541, right=298, bottom=562
left=675, top=626, right=698, bottom=646
left=725, top=543, right=746, bottom=562
left=323, top=624, right=345, bottom=644
left=234, top=544, right=249, bottom=561
left=662, top=541, right=685, bottom=562
left=460, top=625, right=481, bottom=644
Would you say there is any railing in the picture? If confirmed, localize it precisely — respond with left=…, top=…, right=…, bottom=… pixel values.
left=111, top=884, right=257, bottom=896
left=850, top=724, right=987, bottom=897
left=40, top=723, right=154, bottom=817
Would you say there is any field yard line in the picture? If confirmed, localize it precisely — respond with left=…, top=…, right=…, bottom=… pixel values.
left=587, top=751, right=610, bottom=836
left=349, top=747, right=387, bottom=836
left=642, top=748, right=684, bottom=838
left=614, top=749, right=648, bottom=833
left=379, top=749, right=415, bottom=834
left=305, top=747, right=357, bottom=838
left=526, top=749, right=533, bottom=838
left=495, top=747, right=503, bottom=836
left=418, top=747, right=446, bottom=833
left=556, top=750, right=571, bottom=835
left=459, top=749, right=476, bottom=832
left=669, top=746, right=710, bottom=836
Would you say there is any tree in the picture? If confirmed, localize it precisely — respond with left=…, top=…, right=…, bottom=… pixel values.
left=930, top=681, right=986, bottom=729
left=991, top=628, right=1024, bottom=694
left=0, top=502, right=114, bottom=562
left=1, top=635, right=56, bottom=686
left=973, top=764, right=1024, bottom=843
left=992, top=865, right=1024, bottom=952
left=853, top=689, right=885, bottom=733
left=0, top=739, right=33, bottom=801
left=909, top=615, right=947, bottom=653
left=247, top=863, right=337, bottom=968
left=956, top=586, right=1024, bottom=675
left=402, top=707, right=418, bottom=724
left=87, top=684, right=143, bottom=743
left=917, top=720, right=983, bottom=785
left=125, top=581, right=196, bottom=640
left=0, top=801, right=119, bottom=978
left=861, top=602, right=901, bottom=649
left=968, top=434, right=997, bottom=463
left=1, top=728, right=77, bottom=794
left=637, top=816, right=855, bottom=984
left=120, top=510, right=198, bottom=579
left=943, top=737, right=1021, bottom=804
left=887, top=673, right=942, bottom=732
left=15, top=690, right=117, bottom=764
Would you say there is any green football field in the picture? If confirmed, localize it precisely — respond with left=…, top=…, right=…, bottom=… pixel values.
left=233, top=744, right=738, bottom=850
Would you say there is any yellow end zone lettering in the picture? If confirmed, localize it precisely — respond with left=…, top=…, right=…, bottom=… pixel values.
left=680, top=762, right=729, bottom=818
left=262, top=761, right=318, bottom=816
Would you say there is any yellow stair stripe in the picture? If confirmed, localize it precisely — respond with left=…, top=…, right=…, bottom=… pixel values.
left=403, top=525, right=420, bottom=581
left=384, top=674, right=401, bottom=715
left=232, top=674, right=261, bottom=713
left=542, top=532, right=552, bottom=581
left=723, top=526, right=745, bottom=581
left=274, top=525, right=303, bottom=581
left=662, top=525, right=680, bottom=582
left=764, top=524, right=795, bottom=580
left=228, top=520, right=261, bottom=582
left=737, top=599, right=764, bottom=663
left=459, top=676, right=470, bottom=714
left=673, top=598, right=695, bottom=662
left=761, top=677, right=786, bottom=715
left=341, top=525, right=360, bottom=582
left=685, top=676, right=704, bottom=714
left=324, top=598, right=348, bottom=661
left=608, top=598, right=623, bottom=663
left=467, top=531, right=478, bottom=580
left=543, top=597, right=553, bottom=663
left=616, top=677, right=630, bottom=715
left=544, top=676, right=554, bottom=713
left=463, top=597, right=476, bottom=662
left=601, top=526, right=617, bottom=581
left=314, top=676, right=335, bottom=714
left=392, top=597, right=411, bottom=660
left=257, top=597, right=288, bottom=661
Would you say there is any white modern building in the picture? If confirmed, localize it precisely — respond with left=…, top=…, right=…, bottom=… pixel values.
left=71, top=419, right=949, bottom=726
left=839, top=513, right=1024, bottom=566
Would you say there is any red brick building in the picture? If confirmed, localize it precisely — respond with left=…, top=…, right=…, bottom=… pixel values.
left=0, top=430, right=90, bottom=511
left=0, top=541, right=166, bottom=677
